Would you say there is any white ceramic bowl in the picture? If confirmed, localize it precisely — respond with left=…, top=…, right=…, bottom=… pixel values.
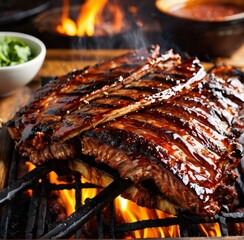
left=0, top=32, right=46, bottom=96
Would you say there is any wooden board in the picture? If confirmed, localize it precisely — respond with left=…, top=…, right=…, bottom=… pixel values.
left=37, top=49, right=128, bottom=78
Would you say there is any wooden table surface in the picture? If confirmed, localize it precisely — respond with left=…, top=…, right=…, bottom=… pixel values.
left=0, top=46, right=243, bottom=189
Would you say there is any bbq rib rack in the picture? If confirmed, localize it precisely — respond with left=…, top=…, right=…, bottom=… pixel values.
left=1, top=46, right=244, bottom=238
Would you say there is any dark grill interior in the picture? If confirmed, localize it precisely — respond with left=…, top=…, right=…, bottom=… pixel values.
left=0, top=137, right=243, bottom=239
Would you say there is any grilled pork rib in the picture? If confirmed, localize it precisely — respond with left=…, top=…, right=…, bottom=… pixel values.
left=6, top=47, right=243, bottom=219
left=7, top=47, right=205, bottom=164
left=70, top=157, right=179, bottom=216
left=7, top=45, right=180, bottom=142
left=79, top=69, right=243, bottom=218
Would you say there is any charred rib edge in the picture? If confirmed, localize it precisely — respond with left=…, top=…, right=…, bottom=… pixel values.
left=69, top=158, right=178, bottom=216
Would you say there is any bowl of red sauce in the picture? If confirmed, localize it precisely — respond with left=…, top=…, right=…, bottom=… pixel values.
left=155, top=0, right=244, bottom=58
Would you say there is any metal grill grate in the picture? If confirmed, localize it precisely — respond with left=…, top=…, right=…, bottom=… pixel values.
left=0, top=145, right=244, bottom=239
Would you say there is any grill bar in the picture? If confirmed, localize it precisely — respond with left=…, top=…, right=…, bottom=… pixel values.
left=109, top=202, right=116, bottom=238
left=40, top=178, right=133, bottom=239
left=74, top=172, right=82, bottom=239
left=25, top=185, right=40, bottom=239
left=0, top=163, right=52, bottom=207
left=97, top=210, right=104, bottom=239
left=0, top=147, right=19, bottom=239
left=0, top=150, right=244, bottom=238
left=36, top=177, right=49, bottom=238
left=0, top=202, right=12, bottom=239
left=179, top=217, right=189, bottom=237
left=115, top=217, right=179, bottom=233
left=223, top=212, right=244, bottom=222
left=219, top=216, right=228, bottom=236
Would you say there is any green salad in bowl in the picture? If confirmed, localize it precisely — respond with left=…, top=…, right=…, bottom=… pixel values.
left=0, top=36, right=34, bottom=67
left=0, top=32, right=46, bottom=97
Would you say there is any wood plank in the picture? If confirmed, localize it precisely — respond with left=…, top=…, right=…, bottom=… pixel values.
left=35, top=47, right=244, bottom=79
left=0, top=127, right=13, bottom=189
left=0, top=87, right=32, bottom=123
left=36, top=49, right=128, bottom=78
left=0, top=87, right=32, bottom=189
left=215, top=43, right=244, bottom=68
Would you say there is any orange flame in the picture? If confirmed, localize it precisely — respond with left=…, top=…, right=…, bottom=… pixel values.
left=198, top=223, right=222, bottom=237
left=49, top=171, right=76, bottom=216
left=57, top=0, right=108, bottom=37
left=56, top=0, right=125, bottom=37
left=76, top=0, right=108, bottom=36
left=116, top=196, right=180, bottom=238
left=25, top=161, right=36, bottom=172
left=25, top=162, right=36, bottom=196
left=56, top=0, right=76, bottom=36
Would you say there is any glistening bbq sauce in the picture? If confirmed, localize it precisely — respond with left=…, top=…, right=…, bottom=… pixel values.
left=168, top=2, right=244, bottom=21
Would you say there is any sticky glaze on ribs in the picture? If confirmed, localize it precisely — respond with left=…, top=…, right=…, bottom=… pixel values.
left=6, top=45, right=244, bottom=219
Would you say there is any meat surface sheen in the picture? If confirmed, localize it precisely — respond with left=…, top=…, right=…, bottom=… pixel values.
left=6, top=47, right=244, bottom=219
left=7, top=45, right=179, bottom=142
left=80, top=70, right=243, bottom=218
left=81, top=70, right=244, bottom=217
left=7, top=47, right=206, bottom=164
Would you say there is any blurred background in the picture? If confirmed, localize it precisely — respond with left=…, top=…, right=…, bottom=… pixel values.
left=0, top=0, right=162, bottom=49
left=0, top=0, right=244, bottom=59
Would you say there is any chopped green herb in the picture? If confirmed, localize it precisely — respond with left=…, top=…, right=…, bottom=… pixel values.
left=0, top=36, right=34, bottom=67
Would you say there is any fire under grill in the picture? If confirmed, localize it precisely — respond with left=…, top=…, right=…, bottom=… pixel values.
left=0, top=137, right=244, bottom=239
